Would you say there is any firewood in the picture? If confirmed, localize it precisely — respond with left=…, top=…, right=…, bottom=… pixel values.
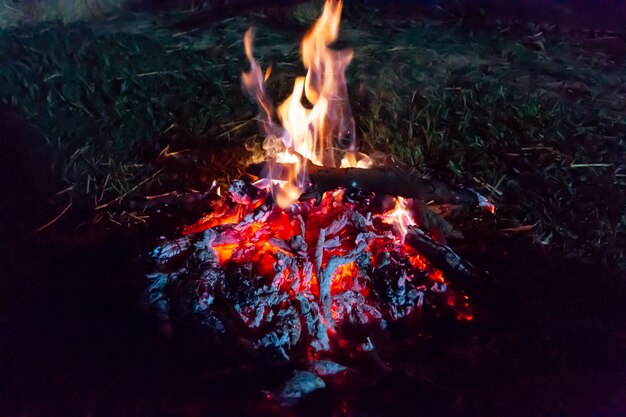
left=414, top=200, right=464, bottom=241
left=405, top=226, right=478, bottom=280
left=247, top=160, right=492, bottom=210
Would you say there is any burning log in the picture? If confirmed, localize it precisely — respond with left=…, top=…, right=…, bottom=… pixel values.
left=247, top=160, right=493, bottom=211
left=405, top=226, right=478, bottom=280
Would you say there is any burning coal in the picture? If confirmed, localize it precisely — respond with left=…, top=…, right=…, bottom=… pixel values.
left=148, top=0, right=491, bottom=403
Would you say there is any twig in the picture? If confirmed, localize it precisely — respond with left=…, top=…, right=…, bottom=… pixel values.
left=499, top=223, right=537, bottom=233
left=98, top=173, right=111, bottom=205
left=472, top=176, right=503, bottom=196
left=55, top=186, right=74, bottom=195
left=101, top=66, right=228, bottom=84
left=37, top=201, right=72, bottom=233
left=95, top=167, right=166, bottom=211
left=569, top=163, right=613, bottom=168
left=217, top=118, right=256, bottom=138
left=521, top=146, right=572, bottom=161
left=126, top=211, right=149, bottom=225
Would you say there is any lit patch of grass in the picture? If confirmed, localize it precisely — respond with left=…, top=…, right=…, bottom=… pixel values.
left=0, top=3, right=624, bottom=267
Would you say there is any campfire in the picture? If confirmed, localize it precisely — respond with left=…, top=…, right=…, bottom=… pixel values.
left=148, top=0, right=493, bottom=403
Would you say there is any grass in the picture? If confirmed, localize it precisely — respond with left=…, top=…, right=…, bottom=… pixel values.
left=0, top=2, right=624, bottom=269
left=0, top=0, right=126, bottom=27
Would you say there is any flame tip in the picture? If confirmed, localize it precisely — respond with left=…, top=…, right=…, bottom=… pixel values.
left=242, top=0, right=358, bottom=206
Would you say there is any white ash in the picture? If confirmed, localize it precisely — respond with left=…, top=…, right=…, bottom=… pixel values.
left=275, top=370, right=326, bottom=406
left=308, top=359, right=347, bottom=377
left=146, top=180, right=474, bottom=405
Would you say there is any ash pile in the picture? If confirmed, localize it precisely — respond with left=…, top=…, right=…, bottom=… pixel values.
left=146, top=174, right=487, bottom=404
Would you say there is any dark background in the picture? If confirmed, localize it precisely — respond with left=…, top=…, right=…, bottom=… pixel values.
left=136, top=0, right=626, bottom=33
left=198, top=0, right=626, bottom=32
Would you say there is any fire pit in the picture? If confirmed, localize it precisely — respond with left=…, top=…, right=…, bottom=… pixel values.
left=148, top=0, right=493, bottom=404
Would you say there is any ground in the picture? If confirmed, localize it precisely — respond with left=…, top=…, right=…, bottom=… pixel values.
left=1, top=1, right=625, bottom=416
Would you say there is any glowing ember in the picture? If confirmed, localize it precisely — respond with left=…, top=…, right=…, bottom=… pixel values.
left=149, top=0, right=481, bottom=381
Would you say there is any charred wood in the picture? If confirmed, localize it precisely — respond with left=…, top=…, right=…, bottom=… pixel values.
left=247, top=160, right=488, bottom=209
left=405, top=226, right=479, bottom=280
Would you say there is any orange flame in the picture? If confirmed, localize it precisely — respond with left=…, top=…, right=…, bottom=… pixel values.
left=243, top=0, right=357, bottom=207
left=381, top=197, right=416, bottom=241
left=242, top=1, right=416, bottom=237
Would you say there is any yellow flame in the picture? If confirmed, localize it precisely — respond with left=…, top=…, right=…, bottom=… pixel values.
left=340, top=152, right=374, bottom=169
left=242, top=1, right=420, bottom=240
left=382, top=197, right=416, bottom=241
left=242, top=0, right=357, bottom=207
